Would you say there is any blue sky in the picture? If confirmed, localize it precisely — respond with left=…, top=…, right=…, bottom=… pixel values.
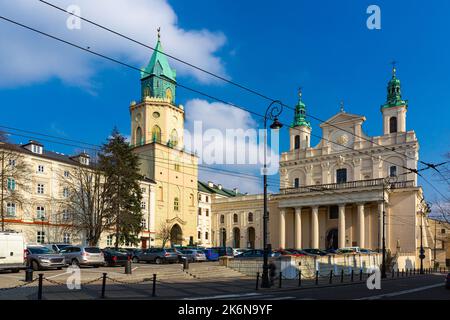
left=0, top=0, right=449, bottom=200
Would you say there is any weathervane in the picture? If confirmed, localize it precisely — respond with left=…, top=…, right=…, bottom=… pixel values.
left=340, top=100, right=345, bottom=113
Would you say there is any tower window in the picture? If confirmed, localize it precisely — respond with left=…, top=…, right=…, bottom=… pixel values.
left=233, top=214, right=238, bottom=223
left=151, top=125, right=161, bottom=143
left=136, top=127, right=143, bottom=146
left=174, top=197, right=179, bottom=211
left=294, top=135, right=300, bottom=149
left=220, top=215, right=225, bottom=224
left=389, top=117, right=397, bottom=133
left=336, top=168, right=347, bottom=183
left=170, top=129, right=178, bottom=147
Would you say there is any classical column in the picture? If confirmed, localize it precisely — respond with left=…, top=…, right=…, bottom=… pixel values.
left=338, top=204, right=346, bottom=249
left=311, top=206, right=319, bottom=249
left=279, top=209, right=286, bottom=249
left=357, top=203, right=365, bottom=248
left=294, top=207, right=302, bottom=249
left=378, top=202, right=383, bottom=250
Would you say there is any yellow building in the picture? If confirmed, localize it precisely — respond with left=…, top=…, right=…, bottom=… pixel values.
left=130, top=33, right=198, bottom=247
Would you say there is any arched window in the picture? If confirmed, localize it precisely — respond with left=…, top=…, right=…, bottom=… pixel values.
left=152, top=125, right=161, bottom=143
left=143, top=86, right=151, bottom=98
left=174, top=197, right=179, bottom=211
left=233, top=213, right=238, bottom=223
left=220, top=215, right=225, bottom=224
left=390, top=165, right=397, bottom=177
left=190, top=193, right=194, bottom=206
left=294, top=178, right=300, bottom=188
left=294, top=135, right=300, bottom=149
left=248, top=212, right=253, bottom=222
left=135, top=127, right=143, bottom=146
left=389, top=117, right=397, bottom=133
left=305, top=136, right=309, bottom=147
left=165, top=88, right=173, bottom=103
left=170, top=129, right=178, bottom=147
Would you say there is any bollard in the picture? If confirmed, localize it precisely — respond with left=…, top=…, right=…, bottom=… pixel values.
left=125, top=260, right=132, bottom=275
left=37, top=273, right=43, bottom=300
left=351, top=269, right=354, bottom=282
left=298, top=270, right=302, bottom=287
left=315, top=270, right=319, bottom=285
left=101, top=273, right=107, bottom=298
left=255, top=272, right=260, bottom=290
left=152, top=274, right=157, bottom=297
left=279, top=272, right=282, bottom=288
left=340, top=270, right=344, bottom=283
left=25, top=268, right=33, bottom=282
left=329, top=270, right=333, bottom=284
left=182, top=257, right=189, bottom=270
left=359, top=269, right=363, bottom=281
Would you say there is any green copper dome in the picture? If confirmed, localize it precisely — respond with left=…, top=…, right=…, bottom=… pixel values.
left=292, top=89, right=311, bottom=128
left=382, top=66, right=407, bottom=109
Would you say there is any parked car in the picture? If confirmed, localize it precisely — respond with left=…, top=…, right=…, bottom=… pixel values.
left=202, top=248, right=219, bottom=261
left=60, top=246, right=105, bottom=267
left=102, top=249, right=129, bottom=267
left=44, top=243, right=71, bottom=253
left=446, top=273, right=450, bottom=290
left=26, top=245, right=66, bottom=271
left=210, top=247, right=234, bottom=257
left=134, top=248, right=179, bottom=264
left=338, top=247, right=361, bottom=254
left=325, top=248, right=339, bottom=254
left=235, top=249, right=281, bottom=258
left=275, top=249, right=306, bottom=257
left=0, top=232, right=25, bottom=272
left=302, top=249, right=328, bottom=256
left=179, top=249, right=207, bottom=262
left=233, top=248, right=248, bottom=256
left=359, top=248, right=374, bottom=254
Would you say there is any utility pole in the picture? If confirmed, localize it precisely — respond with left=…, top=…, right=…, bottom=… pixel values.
left=434, top=220, right=437, bottom=268
left=419, top=211, right=425, bottom=274
left=381, top=179, right=387, bottom=279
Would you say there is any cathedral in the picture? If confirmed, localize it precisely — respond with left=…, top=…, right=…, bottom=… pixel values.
left=212, top=66, right=435, bottom=268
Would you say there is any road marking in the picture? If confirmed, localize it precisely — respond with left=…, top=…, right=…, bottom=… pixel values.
left=265, top=296, right=296, bottom=300
left=132, top=267, right=139, bottom=271
left=183, top=293, right=261, bottom=300
left=46, top=272, right=67, bottom=279
left=356, top=283, right=444, bottom=300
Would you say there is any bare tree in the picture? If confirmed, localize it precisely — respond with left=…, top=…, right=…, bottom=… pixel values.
left=0, top=139, right=32, bottom=231
left=155, top=222, right=172, bottom=248
left=59, top=163, right=114, bottom=246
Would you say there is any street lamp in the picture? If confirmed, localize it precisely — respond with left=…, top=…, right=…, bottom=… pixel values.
left=40, top=215, right=45, bottom=244
left=381, top=175, right=397, bottom=279
left=261, top=100, right=283, bottom=289
left=419, top=201, right=431, bottom=274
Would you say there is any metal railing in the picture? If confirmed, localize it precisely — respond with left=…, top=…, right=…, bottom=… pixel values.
left=279, top=179, right=415, bottom=195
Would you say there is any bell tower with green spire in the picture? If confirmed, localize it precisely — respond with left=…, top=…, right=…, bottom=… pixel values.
left=140, top=27, right=177, bottom=103
left=381, top=63, right=408, bottom=135
left=290, top=88, right=311, bottom=151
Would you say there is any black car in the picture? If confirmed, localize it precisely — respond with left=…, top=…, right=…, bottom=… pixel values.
left=302, top=248, right=328, bottom=256
left=102, top=249, right=129, bottom=267
left=210, top=247, right=234, bottom=257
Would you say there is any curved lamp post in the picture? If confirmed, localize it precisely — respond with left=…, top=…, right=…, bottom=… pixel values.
left=261, top=100, right=283, bottom=289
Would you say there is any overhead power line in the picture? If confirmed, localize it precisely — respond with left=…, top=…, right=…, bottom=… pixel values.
left=0, top=15, right=447, bottom=202
left=38, top=0, right=437, bottom=167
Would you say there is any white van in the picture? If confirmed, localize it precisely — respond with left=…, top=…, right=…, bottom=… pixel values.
left=0, top=232, right=26, bottom=272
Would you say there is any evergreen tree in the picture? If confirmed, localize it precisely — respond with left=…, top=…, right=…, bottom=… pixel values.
left=99, top=128, right=143, bottom=248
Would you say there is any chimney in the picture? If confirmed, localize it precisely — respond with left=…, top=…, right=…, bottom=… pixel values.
left=218, top=184, right=222, bottom=190
left=208, top=181, right=214, bottom=188
left=233, top=188, right=239, bottom=194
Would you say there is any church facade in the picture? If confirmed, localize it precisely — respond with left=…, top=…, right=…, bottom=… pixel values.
left=212, top=67, right=435, bottom=267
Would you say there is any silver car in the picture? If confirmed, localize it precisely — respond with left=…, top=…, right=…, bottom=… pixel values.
left=60, top=246, right=105, bottom=267
left=180, top=249, right=207, bottom=262
left=26, top=245, right=66, bottom=271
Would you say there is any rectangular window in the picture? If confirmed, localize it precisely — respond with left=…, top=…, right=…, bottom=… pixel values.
left=205, top=196, right=209, bottom=203
left=9, top=159, right=16, bottom=167
left=442, top=229, right=446, bottom=234
left=106, top=235, right=113, bottom=246
left=206, top=209, right=209, bottom=217
left=329, top=206, right=339, bottom=220
left=141, top=202, right=146, bottom=210
left=197, top=231, right=201, bottom=239
left=294, top=178, right=300, bottom=188
left=198, top=208, right=202, bottom=216
left=36, top=206, right=45, bottom=219
left=336, top=168, right=347, bottom=183
left=63, top=233, right=71, bottom=244
left=37, top=184, right=44, bottom=194
left=37, top=231, right=45, bottom=244
left=174, top=164, right=180, bottom=172
left=205, top=232, right=209, bottom=240
left=7, top=178, right=16, bottom=191
left=174, top=197, right=179, bottom=211
left=389, top=166, right=397, bottom=177
left=62, top=210, right=70, bottom=221
left=141, top=219, right=147, bottom=228
left=63, top=187, right=69, bottom=198
left=63, top=171, right=70, bottom=178
left=37, top=165, right=44, bottom=173
left=6, top=203, right=16, bottom=216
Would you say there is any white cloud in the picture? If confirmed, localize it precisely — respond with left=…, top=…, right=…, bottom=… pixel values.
left=0, top=0, right=227, bottom=88
left=184, top=99, right=280, bottom=194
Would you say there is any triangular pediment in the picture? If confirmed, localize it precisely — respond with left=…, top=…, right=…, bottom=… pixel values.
left=320, top=111, right=366, bottom=128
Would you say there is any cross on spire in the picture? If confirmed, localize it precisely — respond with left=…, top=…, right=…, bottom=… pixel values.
left=340, top=100, right=345, bottom=113
left=298, top=86, right=303, bottom=100
left=391, top=60, right=397, bottom=77
left=157, top=27, right=161, bottom=41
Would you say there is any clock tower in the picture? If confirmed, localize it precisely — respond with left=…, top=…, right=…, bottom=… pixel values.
left=129, top=30, right=198, bottom=247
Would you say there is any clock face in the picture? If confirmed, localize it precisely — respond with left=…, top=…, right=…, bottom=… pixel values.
left=153, top=112, right=160, bottom=119
left=330, top=130, right=354, bottom=152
